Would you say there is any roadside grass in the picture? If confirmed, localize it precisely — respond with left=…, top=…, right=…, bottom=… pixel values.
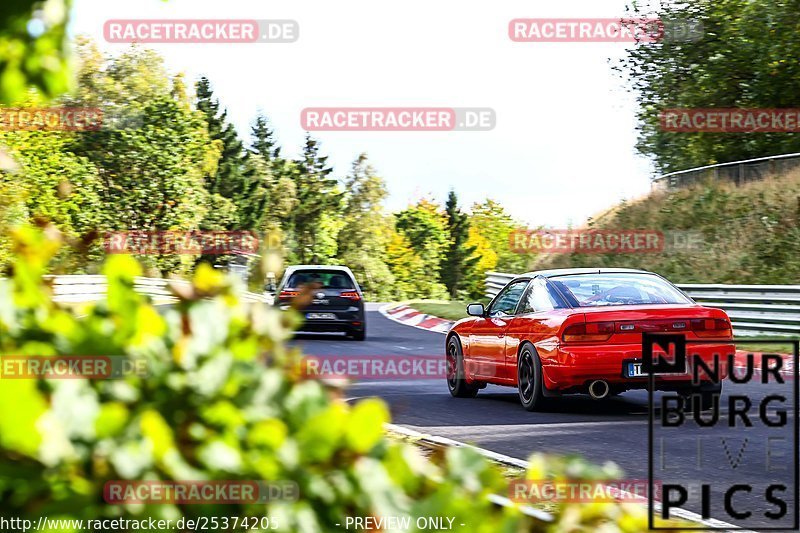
left=535, top=166, right=800, bottom=285
left=734, top=334, right=797, bottom=354
left=408, top=299, right=470, bottom=321
left=735, top=339, right=796, bottom=354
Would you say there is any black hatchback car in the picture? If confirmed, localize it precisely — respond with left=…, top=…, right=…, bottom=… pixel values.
left=275, top=265, right=366, bottom=340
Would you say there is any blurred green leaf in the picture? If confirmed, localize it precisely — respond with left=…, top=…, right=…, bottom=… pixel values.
left=345, top=399, right=389, bottom=453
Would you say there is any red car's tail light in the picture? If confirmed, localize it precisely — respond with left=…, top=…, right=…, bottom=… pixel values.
left=690, top=318, right=733, bottom=338
left=562, top=321, right=614, bottom=343
left=279, top=290, right=299, bottom=299
left=340, top=291, right=361, bottom=301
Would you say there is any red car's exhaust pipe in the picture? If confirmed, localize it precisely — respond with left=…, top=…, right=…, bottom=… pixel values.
left=588, top=380, right=610, bottom=400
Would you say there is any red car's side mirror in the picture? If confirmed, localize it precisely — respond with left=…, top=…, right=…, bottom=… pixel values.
left=466, top=303, right=485, bottom=317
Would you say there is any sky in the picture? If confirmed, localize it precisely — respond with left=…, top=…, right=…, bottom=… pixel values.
left=69, top=0, right=656, bottom=227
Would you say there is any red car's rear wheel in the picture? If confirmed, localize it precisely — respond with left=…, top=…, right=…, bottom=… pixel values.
left=518, top=343, right=547, bottom=411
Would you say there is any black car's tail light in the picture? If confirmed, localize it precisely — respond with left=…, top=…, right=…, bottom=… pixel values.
left=340, top=291, right=361, bottom=301
left=279, top=290, right=299, bottom=299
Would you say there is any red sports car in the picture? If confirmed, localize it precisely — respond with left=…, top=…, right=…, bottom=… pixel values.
left=446, top=268, right=733, bottom=411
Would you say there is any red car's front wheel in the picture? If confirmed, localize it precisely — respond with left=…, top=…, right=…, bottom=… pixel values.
left=446, top=336, right=479, bottom=398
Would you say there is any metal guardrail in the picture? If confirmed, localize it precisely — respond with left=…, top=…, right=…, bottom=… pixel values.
left=651, top=152, right=800, bottom=190
left=46, top=275, right=269, bottom=304
left=680, top=284, right=800, bottom=336
left=485, top=272, right=517, bottom=300
left=486, top=272, right=800, bottom=336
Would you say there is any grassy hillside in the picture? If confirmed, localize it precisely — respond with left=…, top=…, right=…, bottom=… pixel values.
left=535, top=170, right=800, bottom=284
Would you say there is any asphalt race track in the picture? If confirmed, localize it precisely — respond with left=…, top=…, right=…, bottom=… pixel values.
left=291, top=304, right=797, bottom=530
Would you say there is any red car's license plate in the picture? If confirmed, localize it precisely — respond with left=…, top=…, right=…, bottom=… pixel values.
left=627, top=362, right=647, bottom=377
left=625, top=360, right=686, bottom=378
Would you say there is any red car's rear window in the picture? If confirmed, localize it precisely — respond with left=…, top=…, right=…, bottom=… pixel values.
left=549, top=273, right=692, bottom=307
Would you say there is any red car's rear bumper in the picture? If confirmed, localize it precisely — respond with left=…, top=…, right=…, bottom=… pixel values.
left=541, top=342, right=733, bottom=393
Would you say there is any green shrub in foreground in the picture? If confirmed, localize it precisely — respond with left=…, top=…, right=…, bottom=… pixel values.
left=0, top=227, right=657, bottom=532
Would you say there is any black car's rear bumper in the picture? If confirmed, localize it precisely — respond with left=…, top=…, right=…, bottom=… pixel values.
left=300, top=321, right=363, bottom=333
left=296, top=309, right=365, bottom=333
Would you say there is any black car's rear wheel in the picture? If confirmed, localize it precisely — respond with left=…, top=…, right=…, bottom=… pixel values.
left=446, top=336, right=479, bottom=398
left=518, top=343, right=547, bottom=411
left=347, top=328, right=366, bottom=341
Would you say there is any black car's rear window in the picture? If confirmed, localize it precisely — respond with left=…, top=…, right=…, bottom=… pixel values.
left=286, top=270, right=355, bottom=290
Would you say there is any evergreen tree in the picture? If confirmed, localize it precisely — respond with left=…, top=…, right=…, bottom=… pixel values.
left=441, top=190, right=479, bottom=299
left=249, top=113, right=281, bottom=162
left=195, top=77, right=265, bottom=230
left=243, top=113, right=285, bottom=231
left=291, top=134, right=342, bottom=262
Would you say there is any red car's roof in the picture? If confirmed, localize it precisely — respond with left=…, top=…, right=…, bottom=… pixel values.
left=519, top=268, right=652, bottom=279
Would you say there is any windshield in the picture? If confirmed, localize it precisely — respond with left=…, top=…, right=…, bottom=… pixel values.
left=549, top=273, right=692, bottom=307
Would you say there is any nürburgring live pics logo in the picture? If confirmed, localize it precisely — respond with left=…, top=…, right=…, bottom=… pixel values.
left=644, top=333, right=799, bottom=530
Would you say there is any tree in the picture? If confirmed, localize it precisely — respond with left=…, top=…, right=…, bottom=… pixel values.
left=441, top=190, right=479, bottom=299
left=469, top=200, right=532, bottom=273
left=394, top=199, right=449, bottom=298
left=337, top=154, right=394, bottom=300
left=290, top=134, right=342, bottom=263
left=249, top=113, right=281, bottom=163
left=196, top=77, right=266, bottom=231
left=0, top=115, right=105, bottom=272
left=0, top=168, right=27, bottom=272
left=385, top=229, right=427, bottom=300
left=0, top=0, right=75, bottom=194
left=616, top=0, right=800, bottom=173
left=464, top=226, right=497, bottom=300
left=258, top=157, right=298, bottom=230
left=67, top=40, right=219, bottom=275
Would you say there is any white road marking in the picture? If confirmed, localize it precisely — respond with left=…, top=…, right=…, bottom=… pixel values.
left=387, top=423, right=754, bottom=532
